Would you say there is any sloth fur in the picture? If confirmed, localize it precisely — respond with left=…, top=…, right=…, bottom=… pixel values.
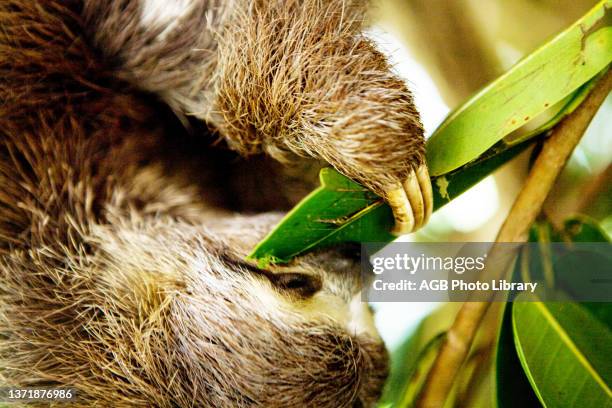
left=0, top=0, right=425, bottom=406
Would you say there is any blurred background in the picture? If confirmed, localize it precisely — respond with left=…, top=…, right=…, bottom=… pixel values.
left=367, top=0, right=611, bottom=356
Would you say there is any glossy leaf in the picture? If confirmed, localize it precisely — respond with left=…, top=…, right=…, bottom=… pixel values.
left=426, top=0, right=612, bottom=176
left=496, top=251, right=542, bottom=408
left=249, top=140, right=532, bottom=264
left=247, top=168, right=393, bottom=266
left=512, top=295, right=612, bottom=408
left=496, top=217, right=611, bottom=408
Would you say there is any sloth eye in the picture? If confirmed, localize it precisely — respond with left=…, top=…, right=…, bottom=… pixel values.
left=219, top=254, right=322, bottom=298
left=273, top=272, right=322, bottom=298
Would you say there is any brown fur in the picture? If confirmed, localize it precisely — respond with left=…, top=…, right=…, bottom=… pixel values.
left=82, top=0, right=425, bottom=196
left=0, top=0, right=427, bottom=406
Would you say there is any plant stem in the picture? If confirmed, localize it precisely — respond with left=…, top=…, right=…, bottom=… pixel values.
left=414, top=68, right=612, bottom=408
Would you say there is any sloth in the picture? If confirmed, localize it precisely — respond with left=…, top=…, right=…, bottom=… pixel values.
left=0, top=0, right=431, bottom=407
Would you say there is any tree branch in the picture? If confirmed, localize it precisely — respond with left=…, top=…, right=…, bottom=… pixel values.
left=414, top=68, right=612, bottom=408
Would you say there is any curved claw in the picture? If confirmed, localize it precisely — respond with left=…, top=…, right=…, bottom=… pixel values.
left=387, top=187, right=415, bottom=235
left=416, top=164, right=433, bottom=225
left=386, top=164, right=433, bottom=236
left=403, top=170, right=425, bottom=229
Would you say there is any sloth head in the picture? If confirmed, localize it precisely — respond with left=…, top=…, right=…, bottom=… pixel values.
left=3, top=210, right=388, bottom=407
left=92, top=213, right=387, bottom=407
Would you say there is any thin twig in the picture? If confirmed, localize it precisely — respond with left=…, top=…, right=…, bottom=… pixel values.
left=414, top=68, right=612, bottom=408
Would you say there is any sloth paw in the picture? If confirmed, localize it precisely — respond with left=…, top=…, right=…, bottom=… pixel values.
left=385, top=164, right=433, bottom=235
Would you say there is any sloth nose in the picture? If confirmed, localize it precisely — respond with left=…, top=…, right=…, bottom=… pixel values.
left=272, top=272, right=322, bottom=298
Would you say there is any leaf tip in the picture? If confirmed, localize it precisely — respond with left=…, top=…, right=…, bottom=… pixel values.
left=246, top=253, right=284, bottom=269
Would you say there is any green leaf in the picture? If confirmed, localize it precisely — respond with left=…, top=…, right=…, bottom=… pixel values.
left=582, top=302, right=612, bottom=329
left=553, top=216, right=612, bottom=329
left=529, top=216, right=612, bottom=314
left=248, top=168, right=393, bottom=266
left=512, top=296, right=612, bottom=408
left=503, top=72, right=603, bottom=147
left=496, top=247, right=542, bottom=408
left=496, top=301, right=542, bottom=408
left=249, top=139, right=532, bottom=264
left=426, top=0, right=612, bottom=176
left=497, top=218, right=612, bottom=407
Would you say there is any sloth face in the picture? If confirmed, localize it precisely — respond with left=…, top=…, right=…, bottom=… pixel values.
left=76, top=213, right=389, bottom=407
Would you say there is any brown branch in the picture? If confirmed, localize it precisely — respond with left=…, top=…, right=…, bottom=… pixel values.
left=414, top=68, right=612, bottom=408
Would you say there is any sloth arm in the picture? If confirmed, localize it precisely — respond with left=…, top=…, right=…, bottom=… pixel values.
left=83, top=0, right=433, bottom=233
